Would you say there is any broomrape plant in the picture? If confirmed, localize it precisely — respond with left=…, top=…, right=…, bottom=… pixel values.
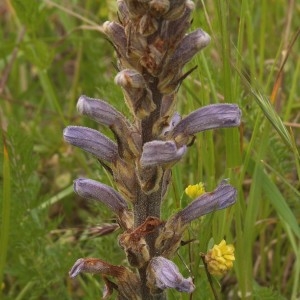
left=64, top=0, right=241, bottom=299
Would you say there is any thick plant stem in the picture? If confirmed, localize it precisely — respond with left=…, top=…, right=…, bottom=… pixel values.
left=138, top=265, right=167, bottom=300
left=133, top=78, right=167, bottom=299
left=134, top=188, right=162, bottom=228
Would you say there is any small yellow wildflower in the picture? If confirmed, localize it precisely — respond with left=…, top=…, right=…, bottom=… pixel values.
left=205, top=239, right=235, bottom=276
left=185, top=182, right=205, bottom=199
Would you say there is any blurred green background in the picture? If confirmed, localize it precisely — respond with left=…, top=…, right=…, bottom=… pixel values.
left=0, top=0, right=299, bottom=299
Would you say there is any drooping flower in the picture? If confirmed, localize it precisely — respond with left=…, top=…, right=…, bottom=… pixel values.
left=204, top=240, right=235, bottom=276
left=185, top=182, right=205, bottom=199
left=147, top=256, right=195, bottom=294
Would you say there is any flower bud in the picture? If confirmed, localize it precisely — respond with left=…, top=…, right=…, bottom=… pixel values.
left=147, top=256, right=195, bottom=293
left=74, top=178, right=128, bottom=214
left=115, top=70, right=156, bottom=118
left=117, top=0, right=129, bottom=25
left=114, top=69, right=146, bottom=89
left=122, top=0, right=147, bottom=18
left=63, top=126, right=118, bottom=163
left=139, top=13, right=159, bottom=36
left=163, top=0, right=188, bottom=20
left=160, top=2, right=194, bottom=50
left=103, top=21, right=126, bottom=49
left=167, top=28, right=210, bottom=69
left=149, top=0, right=170, bottom=17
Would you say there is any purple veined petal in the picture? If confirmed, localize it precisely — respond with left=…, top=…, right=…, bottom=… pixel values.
left=74, top=178, right=128, bottom=214
left=172, top=104, right=242, bottom=137
left=140, top=140, right=187, bottom=167
left=147, top=256, right=195, bottom=293
left=63, top=126, right=118, bottom=163
left=77, top=95, right=127, bottom=127
left=175, top=180, right=237, bottom=224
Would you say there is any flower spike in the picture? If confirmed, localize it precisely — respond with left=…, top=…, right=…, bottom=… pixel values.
left=65, top=0, right=241, bottom=298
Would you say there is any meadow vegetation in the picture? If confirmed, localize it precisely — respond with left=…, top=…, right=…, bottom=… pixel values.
left=0, top=0, right=299, bottom=299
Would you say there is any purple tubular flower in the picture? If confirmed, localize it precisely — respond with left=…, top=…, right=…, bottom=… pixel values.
left=77, top=96, right=142, bottom=159
left=102, top=21, right=127, bottom=53
left=147, top=256, right=195, bottom=293
left=63, top=126, right=118, bottom=163
left=74, top=178, right=128, bottom=214
left=77, top=95, right=127, bottom=127
left=171, top=104, right=242, bottom=137
left=167, top=28, right=211, bottom=68
left=140, top=140, right=187, bottom=167
left=175, top=180, right=237, bottom=224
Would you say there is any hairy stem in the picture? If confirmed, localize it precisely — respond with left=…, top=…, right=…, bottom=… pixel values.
left=133, top=78, right=166, bottom=299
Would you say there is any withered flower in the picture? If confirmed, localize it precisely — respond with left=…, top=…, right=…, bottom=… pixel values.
left=147, top=256, right=195, bottom=294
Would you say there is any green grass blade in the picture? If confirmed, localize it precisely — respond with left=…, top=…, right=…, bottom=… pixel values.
left=258, top=164, right=300, bottom=239
left=0, top=130, right=11, bottom=298
left=250, top=89, right=295, bottom=151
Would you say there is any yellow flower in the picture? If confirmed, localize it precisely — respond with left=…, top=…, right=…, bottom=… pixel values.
left=185, top=182, right=205, bottom=199
left=205, top=240, right=235, bottom=276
